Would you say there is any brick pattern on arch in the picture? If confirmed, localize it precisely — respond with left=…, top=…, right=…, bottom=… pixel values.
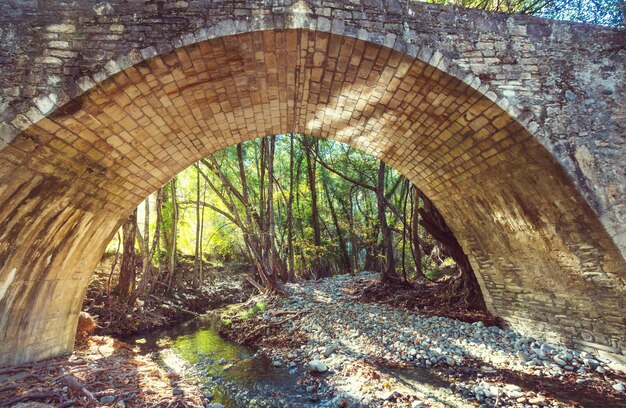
left=1, top=0, right=624, bottom=252
left=0, top=29, right=624, bottom=366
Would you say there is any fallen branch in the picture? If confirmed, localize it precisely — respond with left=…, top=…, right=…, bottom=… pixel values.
left=270, top=309, right=307, bottom=316
left=241, top=311, right=306, bottom=342
left=272, top=311, right=306, bottom=325
left=149, top=295, right=201, bottom=317
left=246, top=276, right=266, bottom=293
left=57, top=373, right=97, bottom=403
left=57, top=399, right=79, bottom=408
left=0, top=391, right=60, bottom=407
left=0, top=384, right=19, bottom=392
left=22, top=373, right=50, bottom=382
left=0, top=367, right=28, bottom=375
left=165, top=302, right=201, bottom=317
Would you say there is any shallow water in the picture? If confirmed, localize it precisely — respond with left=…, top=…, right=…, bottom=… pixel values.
left=127, top=316, right=314, bottom=407
left=126, top=316, right=624, bottom=408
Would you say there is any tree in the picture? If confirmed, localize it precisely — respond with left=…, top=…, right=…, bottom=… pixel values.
left=105, top=134, right=487, bottom=308
left=116, top=209, right=137, bottom=298
left=286, top=134, right=296, bottom=281
left=424, top=0, right=624, bottom=27
left=377, top=162, right=401, bottom=284
left=166, top=178, right=179, bottom=292
left=416, top=188, right=484, bottom=306
left=410, top=186, right=425, bottom=279
left=193, top=163, right=202, bottom=284
left=302, top=135, right=326, bottom=279
left=195, top=143, right=285, bottom=292
left=132, top=189, right=163, bottom=301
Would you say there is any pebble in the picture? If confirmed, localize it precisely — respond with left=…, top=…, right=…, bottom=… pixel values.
left=308, top=359, right=328, bottom=373
left=100, top=395, right=116, bottom=404
left=229, top=272, right=626, bottom=407
left=323, top=342, right=338, bottom=357
left=382, top=390, right=401, bottom=400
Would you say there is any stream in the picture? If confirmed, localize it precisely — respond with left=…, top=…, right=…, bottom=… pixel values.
left=127, top=315, right=319, bottom=407
left=126, top=311, right=622, bottom=408
left=126, top=314, right=456, bottom=408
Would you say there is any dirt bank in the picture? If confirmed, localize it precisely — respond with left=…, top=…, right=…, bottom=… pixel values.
left=82, top=254, right=255, bottom=337
left=0, top=336, right=205, bottom=407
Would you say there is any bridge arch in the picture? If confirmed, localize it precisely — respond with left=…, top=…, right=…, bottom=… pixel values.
left=0, top=22, right=625, bottom=365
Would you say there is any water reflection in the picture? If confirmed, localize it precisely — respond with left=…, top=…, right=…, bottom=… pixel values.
left=127, top=317, right=311, bottom=407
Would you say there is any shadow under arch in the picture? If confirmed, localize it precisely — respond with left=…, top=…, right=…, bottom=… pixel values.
left=0, top=29, right=624, bottom=366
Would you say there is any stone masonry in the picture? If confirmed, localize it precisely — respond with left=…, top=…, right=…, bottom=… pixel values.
left=0, top=0, right=624, bottom=366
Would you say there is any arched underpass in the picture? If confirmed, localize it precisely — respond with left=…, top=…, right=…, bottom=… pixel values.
left=0, top=1, right=625, bottom=367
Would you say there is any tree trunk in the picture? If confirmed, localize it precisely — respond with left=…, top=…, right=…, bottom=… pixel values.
left=106, top=230, right=122, bottom=296
left=304, top=137, right=322, bottom=247
left=117, top=209, right=138, bottom=298
left=303, top=136, right=325, bottom=278
left=155, top=188, right=164, bottom=292
left=199, top=177, right=206, bottom=287
left=167, top=178, right=178, bottom=292
left=377, top=162, right=399, bottom=284
left=348, top=192, right=358, bottom=274
left=194, top=163, right=202, bottom=285
left=263, top=136, right=279, bottom=291
left=286, top=134, right=296, bottom=281
left=411, top=186, right=424, bottom=279
left=416, top=188, right=484, bottom=306
left=401, top=180, right=409, bottom=282
left=144, top=196, right=150, bottom=248
left=133, top=188, right=163, bottom=300
left=322, top=174, right=351, bottom=274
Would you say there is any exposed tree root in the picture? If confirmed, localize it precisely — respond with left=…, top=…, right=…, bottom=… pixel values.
left=0, top=336, right=204, bottom=407
left=1, top=391, right=62, bottom=407
left=57, top=373, right=97, bottom=403
left=346, top=275, right=501, bottom=327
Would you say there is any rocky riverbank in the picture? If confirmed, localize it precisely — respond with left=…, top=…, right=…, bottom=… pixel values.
left=221, top=272, right=626, bottom=407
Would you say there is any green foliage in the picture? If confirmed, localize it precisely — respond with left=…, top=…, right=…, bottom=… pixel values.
left=423, top=257, right=445, bottom=280
left=539, top=0, right=625, bottom=27
left=160, top=182, right=176, bottom=260
left=422, top=0, right=624, bottom=26
left=237, top=301, right=268, bottom=320
left=219, top=300, right=268, bottom=327
left=110, top=134, right=458, bottom=286
left=424, top=0, right=549, bottom=14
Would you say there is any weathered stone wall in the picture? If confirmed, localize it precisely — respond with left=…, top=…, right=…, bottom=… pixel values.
left=0, top=0, right=624, bottom=366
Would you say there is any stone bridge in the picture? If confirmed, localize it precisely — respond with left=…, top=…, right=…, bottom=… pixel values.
left=0, top=0, right=624, bottom=366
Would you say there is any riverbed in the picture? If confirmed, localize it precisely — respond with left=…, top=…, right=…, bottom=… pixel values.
left=124, top=273, right=626, bottom=407
left=128, top=317, right=321, bottom=407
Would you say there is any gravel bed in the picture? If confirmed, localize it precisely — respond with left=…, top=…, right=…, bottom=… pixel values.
left=228, top=272, right=626, bottom=407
